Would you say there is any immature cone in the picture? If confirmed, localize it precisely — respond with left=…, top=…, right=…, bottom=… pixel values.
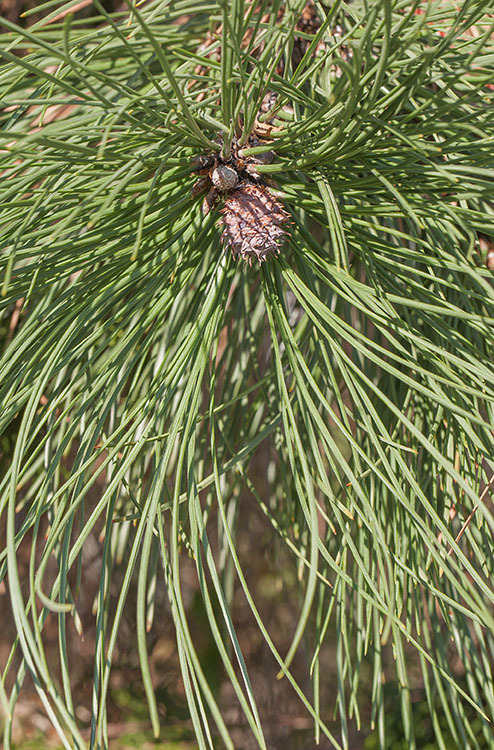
left=219, top=182, right=290, bottom=264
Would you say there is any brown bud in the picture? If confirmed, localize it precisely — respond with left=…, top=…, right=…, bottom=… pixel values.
left=212, top=165, right=238, bottom=190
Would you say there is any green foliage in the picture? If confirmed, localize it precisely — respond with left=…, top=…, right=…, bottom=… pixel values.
left=1, top=0, right=494, bottom=748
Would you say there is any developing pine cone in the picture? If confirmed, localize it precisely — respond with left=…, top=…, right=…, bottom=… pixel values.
left=219, top=182, right=290, bottom=265
left=191, top=136, right=290, bottom=264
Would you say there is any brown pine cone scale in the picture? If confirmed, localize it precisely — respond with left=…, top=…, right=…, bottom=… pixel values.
left=219, top=182, right=290, bottom=265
